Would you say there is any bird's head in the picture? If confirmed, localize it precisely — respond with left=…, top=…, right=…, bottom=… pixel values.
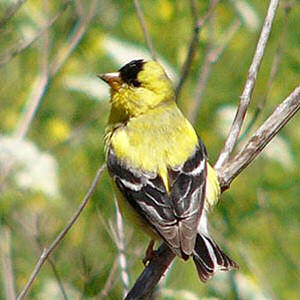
left=98, top=59, right=174, bottom=120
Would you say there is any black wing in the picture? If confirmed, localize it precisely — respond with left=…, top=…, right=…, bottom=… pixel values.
left=107, top=141, right=207, bottom=258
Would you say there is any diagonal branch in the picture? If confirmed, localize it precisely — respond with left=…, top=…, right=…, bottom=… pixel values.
left=16, top=164, right=106, bottom=300
left=215, top=0, right=280, bottom=170
left=124, top=85, right=300, bottom=300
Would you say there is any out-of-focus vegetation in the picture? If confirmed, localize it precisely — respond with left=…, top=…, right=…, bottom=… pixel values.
left=0, top=0, right=299, bottom=299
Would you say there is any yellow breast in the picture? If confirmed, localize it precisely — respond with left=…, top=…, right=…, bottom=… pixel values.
left=106, top=102, right=198, bottom=189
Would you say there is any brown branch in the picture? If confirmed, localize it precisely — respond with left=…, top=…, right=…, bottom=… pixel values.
left=133, top=0, right=156, bottom=60
left=0, top=0, right=27, bottom=28
left=124, top=85, right=300, bottom=299
left=215, top=0, right=280, bottom=170
left=175, top=0, right=219, bottom=100
left=124, top=244, right=175, bottom=300
left=16, top=164, right=106, bottom=300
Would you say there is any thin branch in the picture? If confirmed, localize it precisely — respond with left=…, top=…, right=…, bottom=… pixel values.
left=238, top=1, right=294, bottom=142
left=175, top=0, right=219, bottom=100
left=124, top=85, right=300, bottom=299
left=215, top=0, right=280, bottom=170
left=217, top=84, right=300, bottom=191
left=187, top=18, right=241, bottom=123
left=0, top=1, right=71, bottom=68
left=133, top=0, right=156, bottom=60
left=34, top=218, right=69, bottom=300
left=0, top=0, right=27, bottom=28
left=16, top=164, right=106, bottom=300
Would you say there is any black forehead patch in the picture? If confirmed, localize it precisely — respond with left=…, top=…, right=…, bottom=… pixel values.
left=119, top=59, right=144, bottom=87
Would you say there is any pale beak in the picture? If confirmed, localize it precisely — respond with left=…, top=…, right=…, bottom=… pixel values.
left=97, top=72, right=123, bottom=90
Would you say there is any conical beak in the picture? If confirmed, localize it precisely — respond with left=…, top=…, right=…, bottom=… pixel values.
left=97, top=72, right=123, bottom=90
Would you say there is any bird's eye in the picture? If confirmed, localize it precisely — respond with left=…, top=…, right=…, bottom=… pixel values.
left=119, top=59, right=144, bottom=87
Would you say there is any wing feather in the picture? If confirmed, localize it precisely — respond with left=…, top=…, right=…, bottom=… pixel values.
left=107, top=139, right=207, bottom=258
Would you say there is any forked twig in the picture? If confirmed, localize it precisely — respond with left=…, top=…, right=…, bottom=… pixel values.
left=215, top=0, right=280, bottom=170
left=16, top=164, right=106, bottom=300
left=217, top=85, right=300, bottom=190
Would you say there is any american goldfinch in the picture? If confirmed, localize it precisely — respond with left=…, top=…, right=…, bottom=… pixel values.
left=99, top=59, right=238, bottom=282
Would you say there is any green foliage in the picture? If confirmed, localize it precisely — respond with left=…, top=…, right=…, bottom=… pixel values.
left=0, top=0, right=299, bottom=299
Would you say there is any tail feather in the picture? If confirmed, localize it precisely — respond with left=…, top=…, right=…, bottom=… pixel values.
left=193, top=233, right=239, bottom=282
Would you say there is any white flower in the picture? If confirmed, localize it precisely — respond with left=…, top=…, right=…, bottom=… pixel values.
left=0, top=135, right=59, bottom=198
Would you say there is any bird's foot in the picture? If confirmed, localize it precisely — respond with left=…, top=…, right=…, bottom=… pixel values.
left=142, top=240, right=157, bottom=266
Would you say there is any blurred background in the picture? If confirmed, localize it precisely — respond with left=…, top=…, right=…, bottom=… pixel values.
left=0, top=0, right=299, bottom=299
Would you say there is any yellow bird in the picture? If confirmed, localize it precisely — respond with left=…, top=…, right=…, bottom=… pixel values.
left=99, top=59, right=238, bottom=282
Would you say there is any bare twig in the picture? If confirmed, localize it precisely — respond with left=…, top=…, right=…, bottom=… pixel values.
left=0, top=0, right=27, bottom=28
left=217, top=85, right=300, bottom=190
left=34, top=217, right=69, bottom=300
left=16, top=164, right=106, bottom=300
left=0, top=1, right=71, bottom=68
left=188, top=18, right=241, bottom=123
left=215, top=0, right=280, bottom=170
left=238, top=1, right=294, bottom=142
left=133, top=0, right=156, bottom=60
left=124, top=84, right=300, bottom=299
left=175, top=0, right=219, bottom=100
left=0, top=226, right=16, bottom=300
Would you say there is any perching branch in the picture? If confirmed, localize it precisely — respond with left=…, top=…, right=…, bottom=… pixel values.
left=124, top=244, right=175, bottom=300
left=215, top=0, right=280, bottom=170
left=124, top=84, right=300, bottom=300
left=16, top=164, right=106, bottom=300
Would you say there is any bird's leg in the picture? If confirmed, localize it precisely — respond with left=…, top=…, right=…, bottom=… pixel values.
left=142, top=239, right=157, bottom=266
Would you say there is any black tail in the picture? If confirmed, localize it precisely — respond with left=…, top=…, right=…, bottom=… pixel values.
left=192, top=233, right=239, bottom=282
